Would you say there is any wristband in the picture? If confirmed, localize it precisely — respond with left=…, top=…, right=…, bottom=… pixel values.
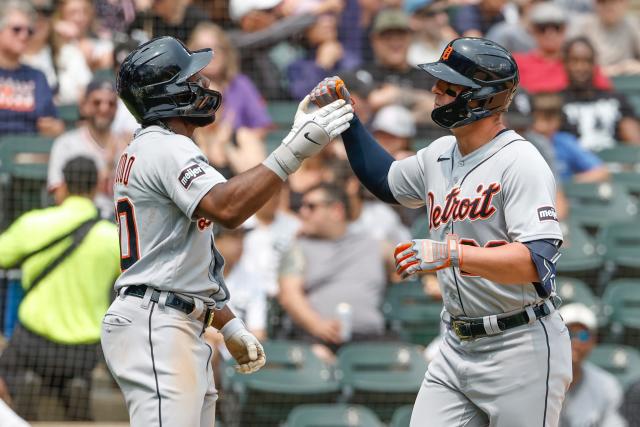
left=220, top=317, right=246, bottom=340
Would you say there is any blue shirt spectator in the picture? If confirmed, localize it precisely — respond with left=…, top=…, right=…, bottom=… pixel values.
left=0, top=65, right=57, bottom=135
left=552, top=131, right=604, bottom=182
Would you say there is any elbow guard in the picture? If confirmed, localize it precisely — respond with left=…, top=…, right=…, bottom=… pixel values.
left=524, top=239, right=562, bottom=298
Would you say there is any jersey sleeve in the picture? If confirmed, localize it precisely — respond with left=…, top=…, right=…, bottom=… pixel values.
left=153, top=135, right=227, bottom=219
left=501, top=143, right=563, bottom=242
left=387, top=153, right=427, bottom=208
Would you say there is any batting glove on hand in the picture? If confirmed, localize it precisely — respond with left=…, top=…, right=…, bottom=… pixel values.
left=394, top=234, right=462, bottom=279
left=310, top=76, right=353, bottom=107
left=221, top=318, right=266, bottom=374
left=263, top=95, right=353, bottom=180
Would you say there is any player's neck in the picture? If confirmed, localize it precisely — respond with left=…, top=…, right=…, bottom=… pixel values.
left=163, top=118, right=198, bottom=139
left=452, top=117, right=506, bottom=156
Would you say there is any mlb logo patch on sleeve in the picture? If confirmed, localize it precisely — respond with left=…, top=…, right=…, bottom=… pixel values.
left=537, top=206, right=558, bottom=222
left=179, top=164, right=205, bottom=189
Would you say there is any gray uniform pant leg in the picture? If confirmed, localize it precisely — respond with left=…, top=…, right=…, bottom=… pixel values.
left=100, top=295, right=217, bottom=427
left=411, top=312, right=572, bottom=427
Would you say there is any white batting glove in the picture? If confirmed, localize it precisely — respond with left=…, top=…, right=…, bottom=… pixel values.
left=394, top=234, right=462, bottom=279
left=263, top=96, right=353, bottom=180
left=221, top=318, right=266, bottom=374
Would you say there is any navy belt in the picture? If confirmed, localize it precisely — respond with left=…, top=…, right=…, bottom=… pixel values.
left=449, top=296, right=561, bottom=341
left=123, top=285, right=214, bottom=327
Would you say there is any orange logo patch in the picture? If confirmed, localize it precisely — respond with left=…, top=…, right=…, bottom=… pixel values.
left=441, top=46, right=453, bottom=60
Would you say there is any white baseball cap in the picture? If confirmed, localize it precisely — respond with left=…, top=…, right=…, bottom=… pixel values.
left=371, top=105, right=416, bottom=138
left=559, top=303, right=597, bottom=331
left=229, top=0, right=282, bottom=22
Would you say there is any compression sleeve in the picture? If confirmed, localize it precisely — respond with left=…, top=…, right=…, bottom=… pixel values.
left=342, top=116, right=398, bottom=204
left=523, top=238, right=562, bottom=298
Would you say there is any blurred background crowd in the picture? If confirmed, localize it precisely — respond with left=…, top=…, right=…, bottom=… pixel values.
left=0, top=0, right=640, bottom=426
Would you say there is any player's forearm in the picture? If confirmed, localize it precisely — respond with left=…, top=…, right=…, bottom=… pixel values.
left=195, top=165, right=284, bottom=228
left=461, top=242, right=539, bottom=284
left=211, top=304, right=236, bottom=330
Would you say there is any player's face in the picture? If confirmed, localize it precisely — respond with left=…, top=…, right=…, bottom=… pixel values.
left=431, top=80, right=466, bottom=108
left=567, top=324, right=595, bottom=365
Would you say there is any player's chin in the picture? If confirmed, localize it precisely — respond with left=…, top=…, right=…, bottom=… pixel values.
left=184, top=114, right=216, bottom=127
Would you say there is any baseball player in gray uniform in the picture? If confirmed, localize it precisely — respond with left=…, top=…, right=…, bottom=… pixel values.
left=311, top=38, right=572, bottom=426
left=100, top=36, right=353, bottom=427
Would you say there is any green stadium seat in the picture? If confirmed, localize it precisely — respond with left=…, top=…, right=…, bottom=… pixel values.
left=266, top=129, right=290, bottom=154
left=601, top=279, right=640, bottom=345
left=597, top=146, right=640, bottom=172
left=57, top=104, right=80, bottom=130
left=597, top=223, right=640, bottom=278
left=563, top=182, right=638, bottom=232
left=267, top=101, right=298, bottom=127
left=389, top=405, right=413, bottom=427
left=0, top=135, right=54, bottom=227
left=221, top=340, right=340, bottom=427
left=611, top=75, right=640, bottom=116
left=556, top=221, right=603, bottom=290
left=382, top=281, right=443, bottom=346
left=555, top=277, right=601, bottom=320
left=612, top=171, right=640, bottom=197
left=336, top=342, right=427, bottom=421
left=588, top=344, right=640, bottom=391
left=286, top=404, right=383, bottom=427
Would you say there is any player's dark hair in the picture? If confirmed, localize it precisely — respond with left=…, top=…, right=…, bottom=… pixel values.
left=306, top=182, right=352, bottom=219
left=63, top=156, right=98, bottom=195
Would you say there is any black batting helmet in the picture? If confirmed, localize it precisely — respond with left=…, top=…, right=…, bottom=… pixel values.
left=117, top=36, right=222, bottom=125
left=419, top=37, right=519, bottom=129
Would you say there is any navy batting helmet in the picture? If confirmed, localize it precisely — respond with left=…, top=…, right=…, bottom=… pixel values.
left=419, top=37, right=519, bottom=129
left=117, top=36, right=222, bottom=125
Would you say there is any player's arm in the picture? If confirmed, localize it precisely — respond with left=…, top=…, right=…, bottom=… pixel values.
left=195, top=96, right=353, bottom=228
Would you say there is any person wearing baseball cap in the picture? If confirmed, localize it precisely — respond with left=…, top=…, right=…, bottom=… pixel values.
left=371, top=104, right=417, bottom=159
left=558, top=303, right=626, bottom=427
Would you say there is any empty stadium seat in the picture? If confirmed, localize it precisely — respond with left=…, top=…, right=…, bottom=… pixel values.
left=221, top=340, right=340, bottom=427
left=382, top=281, right=443, bottom=346
left=286, top=404, right=383, bottom=427
left=556, top=221, right=603, bottom=291
left=597, top=145, right=640, bottom=172
left=611, top=75, right=640, bottom=116
left=563, top=182, right=638, bottom=232
left=588, top=344, right=640, bottom=391
left=267, top=101, right=298, bottom=127
left=336, top=342, right=427, bottom=421
left=597, top=223, right=640, bottom=277
left=601, top=279, right=640, bottom=346
left=612, top=171, right=640, bottom=196
left=555, top=276, right=602, bottom=322
left=389, top=405, right=413, bottom=427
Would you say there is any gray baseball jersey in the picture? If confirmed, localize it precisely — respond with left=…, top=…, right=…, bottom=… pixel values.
left=388, top=129, right=562, bottom=317
left=112, top=125, right=229, bottom=307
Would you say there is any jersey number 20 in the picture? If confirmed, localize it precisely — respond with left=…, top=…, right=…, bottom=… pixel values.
left=116, top=198, right=140, bottom=271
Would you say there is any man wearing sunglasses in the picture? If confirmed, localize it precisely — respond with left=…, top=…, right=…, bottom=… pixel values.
left=0, top=0, right=63, bottom=136
left=558, top=303, right=626, bottom=427
left=102, top=36, right=353, bottom=426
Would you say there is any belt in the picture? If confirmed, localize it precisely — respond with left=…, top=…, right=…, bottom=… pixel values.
left=122, top=285, right=214, bottom=328
left=449, top=296, right=562, bottom=341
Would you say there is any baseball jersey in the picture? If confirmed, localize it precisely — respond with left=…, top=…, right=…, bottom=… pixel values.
left=388, top=129, right=562, bottom=318
left=112, top=125, right=229, bottom=307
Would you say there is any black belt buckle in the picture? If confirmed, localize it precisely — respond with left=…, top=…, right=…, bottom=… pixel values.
left=451, top=319, right=473, bottom=341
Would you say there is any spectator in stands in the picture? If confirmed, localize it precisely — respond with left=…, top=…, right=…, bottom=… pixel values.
left=287, top=13, right=359, bottom=99
left=358, top=8, right=436, bottom=124
left=513, top=1, right=611, bottom=93
left=0, top=157, right=120, bottom=421
left=531, top=92, right=610, bottom=183
left=370, top=104, right=417, bottom=159
left=406, top=0, right=457, bottom=67
left=227, top=0, right=316, bottom=99
left=22, top=0, right=56, bottom=90
left=94, top=0, right=137, bottom=36
left=567, top=0, right=640, bottom=76
left=278, top=183, right=388, bottom=357
left=561, top=36, right=640, bottom=151
left=558, top=303, right=627, bottom=427
left=0, top=0, right=63, bottom=136
left=47, top=77, right=125, bottom=218
left=451, top=0, right=507, bottom=37
left=129, top=0, right=207, bottom=43
left=54, top=0, right=113, bottom=71
left=110, top=37, right=139, bottom=137
left=188, top=22, right=272, bottom=135
left=485, top=0, right=537, bottom=54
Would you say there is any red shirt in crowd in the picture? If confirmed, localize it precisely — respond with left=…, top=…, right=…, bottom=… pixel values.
left=513, top=51, right=612, bottom=93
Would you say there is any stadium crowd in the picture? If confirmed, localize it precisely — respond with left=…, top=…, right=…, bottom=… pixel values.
left=0, top=0, right=639, bottom=425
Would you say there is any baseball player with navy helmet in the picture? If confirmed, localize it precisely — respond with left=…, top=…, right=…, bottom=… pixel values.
left=310, top=38, right=572, bottom=426
left=100, top=36, right=353, bottom=426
